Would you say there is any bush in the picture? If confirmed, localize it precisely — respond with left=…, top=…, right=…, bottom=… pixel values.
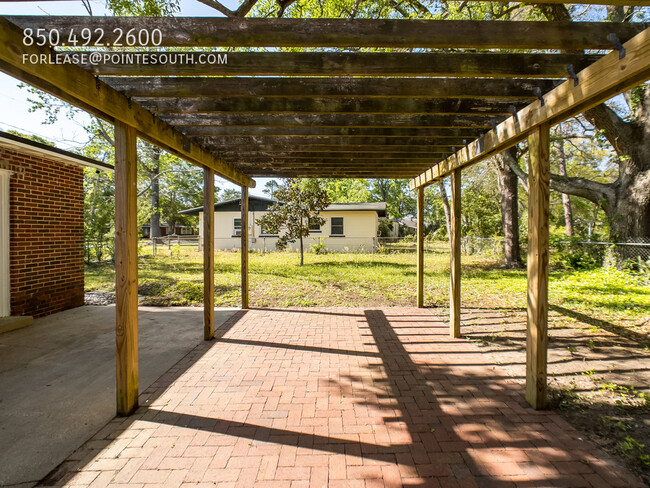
left=550, top=235, right=606, bottom=270
left=310, top=240, right=328, bottom=255
left=175, top=281, right=204, bottom=302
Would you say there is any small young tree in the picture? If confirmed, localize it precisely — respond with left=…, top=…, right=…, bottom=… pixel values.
left=256, top=179, right=330, bottom=266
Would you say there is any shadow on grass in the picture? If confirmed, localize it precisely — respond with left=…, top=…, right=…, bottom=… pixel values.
left=550, top=304, right=650, bottom=348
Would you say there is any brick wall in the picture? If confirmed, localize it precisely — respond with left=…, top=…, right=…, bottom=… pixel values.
left=1, top=147, right=85, bottom=317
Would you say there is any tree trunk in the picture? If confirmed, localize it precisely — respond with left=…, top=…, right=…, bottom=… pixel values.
left=555, top=138, right=574, bottom=237
left=495, top=147, right=522, bottom=268
left=299, top=234, right=304, bottom=266
left=438, top=181, right=451, bottom=238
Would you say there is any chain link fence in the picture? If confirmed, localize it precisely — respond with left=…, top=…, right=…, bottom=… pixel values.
left=376, top=235, right=650, bottom=267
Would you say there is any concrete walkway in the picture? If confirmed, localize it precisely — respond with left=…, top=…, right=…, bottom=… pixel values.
left=0, top=305, right=237, bottom=488
left=18, top=307, right=645, bottom=487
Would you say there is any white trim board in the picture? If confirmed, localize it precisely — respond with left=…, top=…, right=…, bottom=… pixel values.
left=0, top=169, right=11, bottom=317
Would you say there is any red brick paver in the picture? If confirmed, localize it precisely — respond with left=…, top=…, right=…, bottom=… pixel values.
left=38, top=308, right=644, bottom=487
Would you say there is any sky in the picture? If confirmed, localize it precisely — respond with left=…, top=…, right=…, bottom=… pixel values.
left=0, top=0, right=272, bottom=196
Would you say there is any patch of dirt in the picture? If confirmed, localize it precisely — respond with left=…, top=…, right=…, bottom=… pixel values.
left=459, top=306, right=650, bottom=486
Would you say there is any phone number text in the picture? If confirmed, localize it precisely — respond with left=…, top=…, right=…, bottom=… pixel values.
left=23, top=28, right=163, bottom=47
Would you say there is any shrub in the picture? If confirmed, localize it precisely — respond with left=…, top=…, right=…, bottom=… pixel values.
left=550, top=234, right=606, bottom=270
left=310, top=240, right=328, bottom=255
left=175, top=281, right=204, bottom=303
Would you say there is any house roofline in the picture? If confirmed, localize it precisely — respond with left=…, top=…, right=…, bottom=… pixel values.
left=0, top=130, right=113, bottom=172
left=181, top=198, right=387, bottom=217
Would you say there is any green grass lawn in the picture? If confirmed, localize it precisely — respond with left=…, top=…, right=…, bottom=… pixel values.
left=85, top=246, right=649, bottom=325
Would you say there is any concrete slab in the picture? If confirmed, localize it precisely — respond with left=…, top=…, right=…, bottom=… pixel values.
left=0, top=305, right=237, bottom=488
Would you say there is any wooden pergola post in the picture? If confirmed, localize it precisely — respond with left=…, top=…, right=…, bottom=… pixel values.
left=241, top=186, right=249, bottom=309
left=114, top=121, right=138, bottom=416
left=450, top=170, right=461, bottom=338
left=526, top=123, right=551, bottom=409
left=203, top=168, right=215, bottom=340
left=416, top=186, right=425, bottom=308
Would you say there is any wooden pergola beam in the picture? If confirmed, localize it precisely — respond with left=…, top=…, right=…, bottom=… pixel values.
left=246, top=170, right=428, bottom=177
left=410, top=26, right=650, bottom=189
left=160, top=113, right=496, bottom=128
left=136, top=97, right=527, bottom=115
left=8, top=17, right=645, bottom=49
left=0, top=16, right=255, bottom=188
left=232, top=160, right=438, bottom=166
left=183, top=127, right=483, bottom=138
left=234, top=164, right=436, bottom=174
left=106, top=77, right=556, bottom=99
left=219, top=152, right=446, bottom=160
left=210, top=145, right=457, bottom=153
left=81, top=52, right=599, bottom=78
left=195, top=137, right=474, bottom=147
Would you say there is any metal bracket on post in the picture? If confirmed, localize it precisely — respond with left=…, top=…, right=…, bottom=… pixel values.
left=477, top=133, right=485, bottom=153
left=567, top=64, right=579, bottom=86
left=490, top=119, right=498, bottom=132
left=508, top=104, right=518, bottom=121
left=534, top=87, right=545, bottom=106
left=608, top=33, right=626, bottom=59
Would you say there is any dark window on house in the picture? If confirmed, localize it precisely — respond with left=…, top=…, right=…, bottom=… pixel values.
left=330, top=217, right=344, bottom=236
left=233, top=218, right=242, bottom=236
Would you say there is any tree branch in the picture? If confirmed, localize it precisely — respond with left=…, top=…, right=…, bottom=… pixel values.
left=235, top=0, right=262, bottom=17
left=277, top=0, right=297, bottom=17
left=548, top=173, right=614, bottom=207
left=506, top=151, right=614, bottom=208
left=583, top=103, right=634, bottom=158
left=195, top=0, right=236, bottom=17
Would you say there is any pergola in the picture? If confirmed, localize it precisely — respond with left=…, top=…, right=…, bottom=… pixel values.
left=1, top=6, right=648, bottom=416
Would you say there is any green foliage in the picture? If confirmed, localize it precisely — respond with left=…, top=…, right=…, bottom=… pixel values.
left=317, top=178, right=415, bottom=221
left=462, top=188, right=502, bottom=237
left=619, top=437, right=650, bottom=467
left=255, top=178, right=331, bottom=265
left=377, top=219, right=396, bottom=237
left=5, top=130, right=55, bottom=146
left=549, top=231, right=606, bottom=270
left=263, top=180, right=280, bottom=199
left=105, top=0, right=179, bottom=16
left=86, top=247, right=650, bottom=322
left=220, top=188, right=241, bottom=201
left=310, top=240, right=328, bottom=255
left=319, top=178, right=371, bottom=203
left=550, top=268, right=650, bottom=314
left=629, top=83, right=648, bottom=113
left=84, top=168, right=115, bottom=263
left=155, top=156, right=203, bottom=232
left=368, top=179, right=415, bottom=220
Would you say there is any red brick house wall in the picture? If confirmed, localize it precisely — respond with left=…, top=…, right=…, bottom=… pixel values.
left=1, top=147, right=85, bottom=317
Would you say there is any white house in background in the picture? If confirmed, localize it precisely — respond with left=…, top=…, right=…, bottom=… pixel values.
left=180, top=196, right=387, bottom=253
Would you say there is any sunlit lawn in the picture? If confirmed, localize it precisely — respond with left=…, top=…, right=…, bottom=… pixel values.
left=85, top=246, right=649, bottom=325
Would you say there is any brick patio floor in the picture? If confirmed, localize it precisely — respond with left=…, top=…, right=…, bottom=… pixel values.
left=38, top=308, right=644, bottom=488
